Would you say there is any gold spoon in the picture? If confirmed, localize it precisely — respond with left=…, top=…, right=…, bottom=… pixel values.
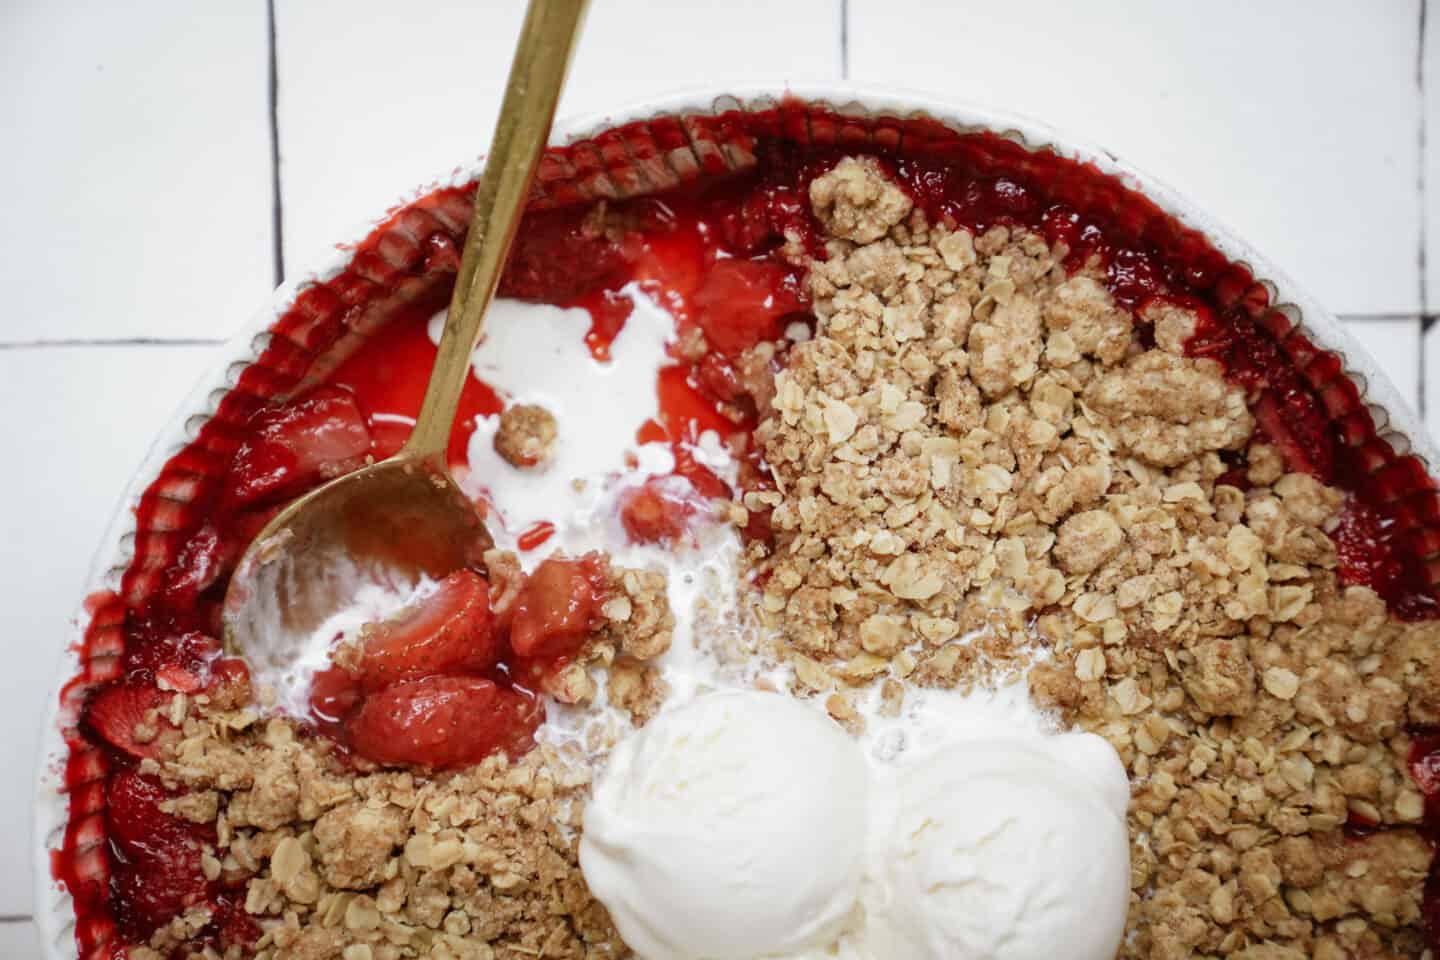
left=223, top=0, right=588, bottom=681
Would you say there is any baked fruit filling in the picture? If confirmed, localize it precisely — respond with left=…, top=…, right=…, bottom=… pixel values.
left=52, top=108, right=1440, bottom=960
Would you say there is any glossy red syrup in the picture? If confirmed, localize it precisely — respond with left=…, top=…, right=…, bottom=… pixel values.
left=56, top=103, right=1440, bottom=956
left=328, top=303, right=503, bottom=466
left=516, top=521, right=557, bottom=552
left=576, top=287, right=634, bottom=362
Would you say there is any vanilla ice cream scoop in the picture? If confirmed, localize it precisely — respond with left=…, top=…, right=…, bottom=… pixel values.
left=579, top=691, right=870, bottom=960
left=860, top=731, right=1131, bottom=960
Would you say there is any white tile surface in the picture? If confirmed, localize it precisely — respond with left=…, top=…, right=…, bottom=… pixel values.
left=0, top=344, right=221, bottom=918
left=274, top=0, right=841, bottom=275
left=849, top=0, right=1424, bottom=317
left=8, top=0, right=1440, bottom=939
left=0, top=1, right=275, bottom=343
left=0, top=920, right=41, bottom=958
left=1426, top=0, right=1440, bottom=312
left=1341, top=316, right=1422, bottom=416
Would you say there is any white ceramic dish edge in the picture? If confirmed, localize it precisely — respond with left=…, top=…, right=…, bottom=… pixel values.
left=33, top=82, right=1437, bottom=958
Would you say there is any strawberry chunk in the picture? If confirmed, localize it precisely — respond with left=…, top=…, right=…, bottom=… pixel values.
left=694, top=352, right=746, bottom=406
left=83, top=683, right=172, bottom=759
left=351, top=570, right=498, bottom=690
left=222, top=386, right=373, bottom=509
left=309, top=665, right=363, bottom=725
left=1252, top=389, right=1335, bottom=479
left=509, top=554, right=609, bottom=659
left=347, top=675, right=542, bottom=768
left=159, top=505, right=287, bottom=610
left=690, top=259, right=806, bottom=356
left=619, top=477, right=702, bottom=545
left=106, top=770, right=210, bottom=936
left=160, top=523, right=228, bottom=607
left=499, top=207, right=629, bottom=303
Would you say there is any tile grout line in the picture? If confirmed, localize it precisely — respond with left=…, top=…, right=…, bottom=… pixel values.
left=839, top=0, right=849, bottom=80
left=1420, top=0, right=1430, bottom=322
left=0, top=338, right=225, bottom=350
left=0, top=916, right=30, bottom=924
left=1418, top=0, right=1430, bottom=418
left=266, top=0, right=285, bottom=286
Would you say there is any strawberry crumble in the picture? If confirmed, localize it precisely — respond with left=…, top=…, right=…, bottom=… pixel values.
left=50, top=102, right=1440, bottom=960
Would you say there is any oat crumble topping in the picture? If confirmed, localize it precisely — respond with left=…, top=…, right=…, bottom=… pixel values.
left=737, top=155, right=1440, bottom=958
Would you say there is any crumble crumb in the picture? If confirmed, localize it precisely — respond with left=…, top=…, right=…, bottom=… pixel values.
left=493, top=403, right=558, bottom=468
left=808, top=155, right=913, bottom=244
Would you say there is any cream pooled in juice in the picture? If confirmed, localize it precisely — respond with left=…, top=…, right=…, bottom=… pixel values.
left=439, top=280, right=682, bottom=554
left=449, top=286, right=772, bottom=720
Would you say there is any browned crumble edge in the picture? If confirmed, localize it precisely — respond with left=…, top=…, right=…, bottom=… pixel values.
left=131, top=154, right=1440, bottom=960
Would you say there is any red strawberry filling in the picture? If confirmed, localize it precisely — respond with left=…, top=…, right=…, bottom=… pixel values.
left=105, top=770, right=212, bottom=938
left=297, top=559, right=615, bottom=768
left=690, top=258, right=807, bottom=357
left=57, top=104, right=1440, bottom=955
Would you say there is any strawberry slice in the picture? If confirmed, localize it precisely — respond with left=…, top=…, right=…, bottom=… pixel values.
left=120, top=624, right=219, bottom=683
left=509, top=554, right=609, bottom=659
left=619, top=477, right=702, bottom=545
left=710, top=182, right=823, bottom=258
left=346, top=675, right=542, bottom=768
left=106, top=770, right=211, bottom=936
left=83, top=683, right=172, bottom=759
left=691, top=258, right=806, bottom=356
left=351, top=570, right=498, bottom=691
left=1252, top=389, right=1334, bottom=479
left=221, top=386, right=373, bottom=509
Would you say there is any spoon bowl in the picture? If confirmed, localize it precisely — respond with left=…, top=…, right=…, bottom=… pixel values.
left=222, top=455, right=491, bottom=683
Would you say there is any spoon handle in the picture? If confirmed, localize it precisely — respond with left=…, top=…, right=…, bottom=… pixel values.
left=404, top=0, right=588, bottom=462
